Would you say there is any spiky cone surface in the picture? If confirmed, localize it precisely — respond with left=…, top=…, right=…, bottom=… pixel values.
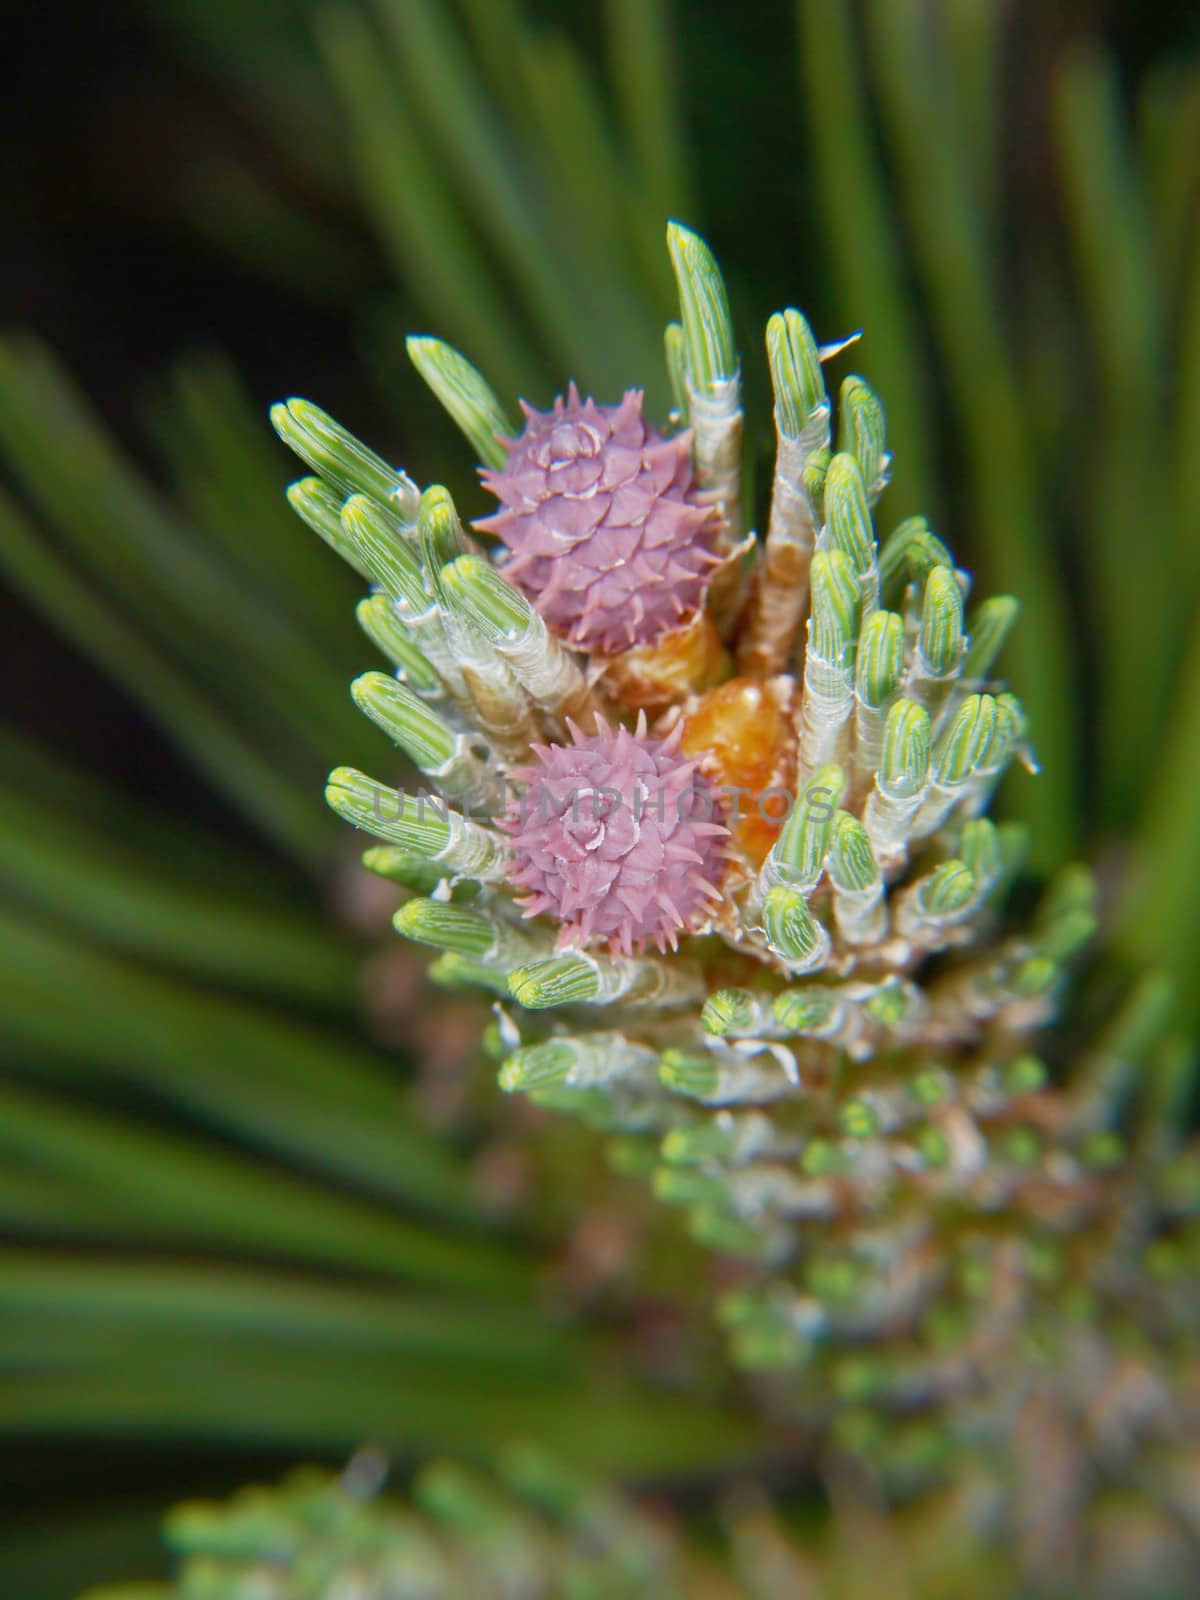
left=476, top=384, right=722, bottom=655
left=501, top=716, right=729, bottom=957
left=277, top=225, right=1199, bottom=1595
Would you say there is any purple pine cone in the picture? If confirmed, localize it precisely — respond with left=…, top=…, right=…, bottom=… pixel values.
left=475, top=385, right=721, bottom=655
left=502, top=716, right=728, bottom=956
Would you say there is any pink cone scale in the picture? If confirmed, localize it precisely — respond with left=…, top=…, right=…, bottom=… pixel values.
left=502, top=715, right=728, bottom=955
left=475, top=385, right=721, bottom=654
